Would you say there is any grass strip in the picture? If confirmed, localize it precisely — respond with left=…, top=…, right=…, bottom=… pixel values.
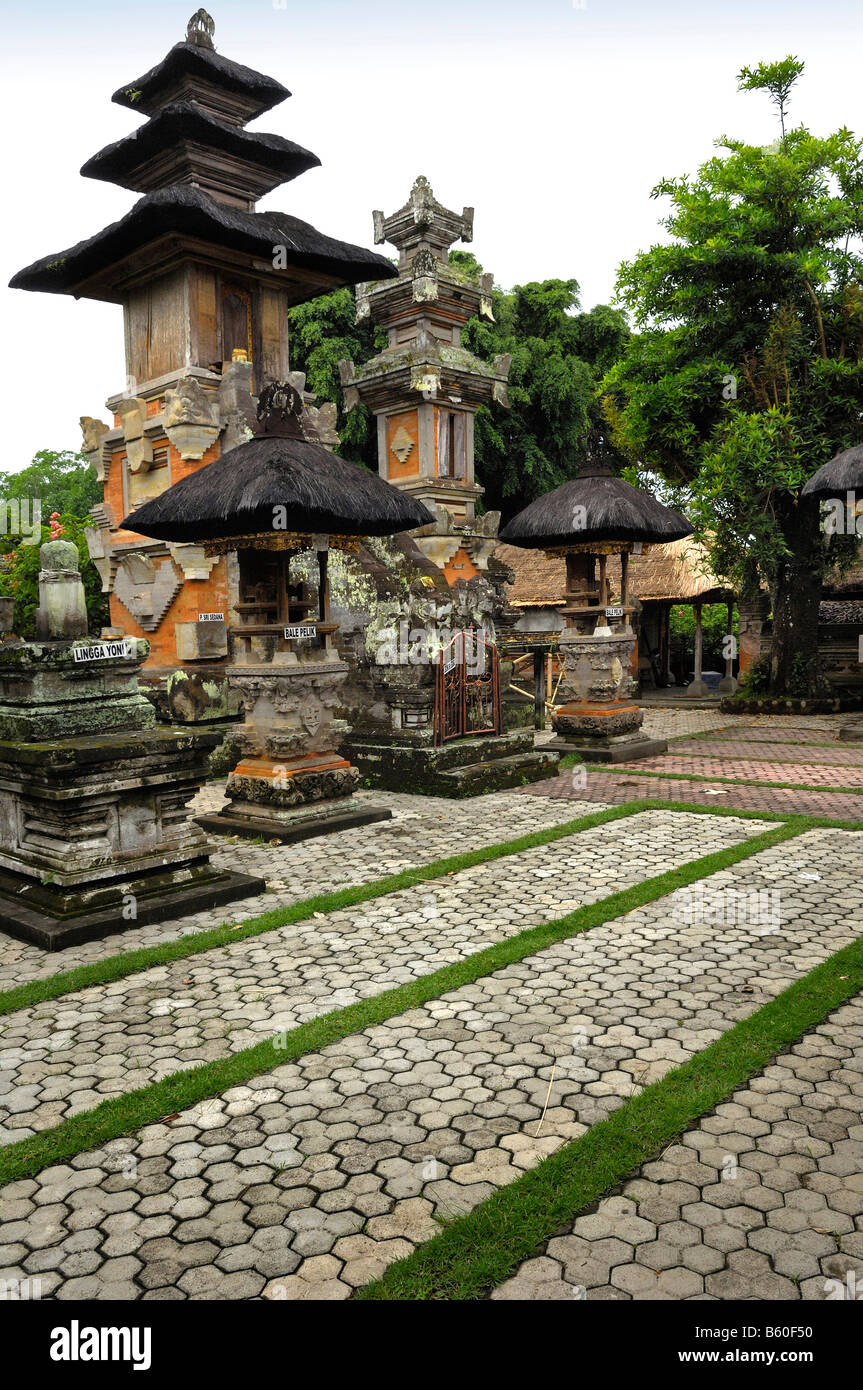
left=0, top=816, right=806, bottom=1186
left=3, top=796, right=838, bottom=1021
left=356, top=931, right=863, bottom=1300
left=0, top=802, right=647, bottom=1019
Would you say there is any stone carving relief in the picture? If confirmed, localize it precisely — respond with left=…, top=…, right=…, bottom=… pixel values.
left=113, top=552, right=183, bottom=632
left=115, top=396, right=154, bottom=473
left=168, top=543, right=220, bottom=582
left=79, top=416, right=112, bottom=481
left=164, top=376, right=220, bottom=460
left=390, top=426, right=415, bottom=465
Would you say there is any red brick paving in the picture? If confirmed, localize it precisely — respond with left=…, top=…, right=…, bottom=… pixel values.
left=668, top=739, right=863, bottom=765
left=611, top=755, right=863, bottom=787
left=524, top=718, right=863, bottom=820
left=685, top=726, right=839, bottom=746
left=524, top=769, right=863, bottom=820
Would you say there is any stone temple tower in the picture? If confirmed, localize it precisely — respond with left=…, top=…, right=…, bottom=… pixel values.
left=330, top=180, right=558, bottom=795
left=9, top=10, right=395, bottom=720
left=339, top=176, right=512, bottom=579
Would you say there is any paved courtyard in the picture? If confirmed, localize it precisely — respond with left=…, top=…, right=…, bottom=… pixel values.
left=0, top=710, right=861, bottom=1302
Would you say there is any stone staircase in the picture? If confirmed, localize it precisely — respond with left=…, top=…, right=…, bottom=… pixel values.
left=342, top=728, right=560, bottom=798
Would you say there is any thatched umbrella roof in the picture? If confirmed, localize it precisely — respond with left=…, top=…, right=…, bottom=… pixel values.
left=123, top=382, right=434, bottom=543
left=499, top=460, right=693, bottom=550
left=802, top=445, right=863, bottom=500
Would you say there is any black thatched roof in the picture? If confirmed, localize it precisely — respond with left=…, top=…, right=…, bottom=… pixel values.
left=80, top=103, right=320, bottom=191
left=802, top=445, right=863, bottom=500
left=499, top=463, right=693, bottom=549
left=9, top=185, right=397, bottom=301
left=112, top=41, right=290, bottom=119
left=123, top=383, right=434, bottom=542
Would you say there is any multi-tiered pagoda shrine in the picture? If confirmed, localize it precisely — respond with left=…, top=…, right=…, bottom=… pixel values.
left=10, top=9, right=396, bottom=721
left=331, top=179, right=559, bottom=795
left=340, top=176, right=511, bottom=574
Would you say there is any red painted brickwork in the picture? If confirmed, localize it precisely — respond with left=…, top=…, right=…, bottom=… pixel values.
left=107, top=436, right=229, bottom=668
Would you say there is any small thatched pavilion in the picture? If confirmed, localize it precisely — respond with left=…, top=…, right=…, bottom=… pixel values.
left=499, top=452, right=692, bottom=759
left=802, top=444, right=863, bottom=501
left=496, top=533, right=738, bottom=703
left=125, top=381, right=433, bottom=842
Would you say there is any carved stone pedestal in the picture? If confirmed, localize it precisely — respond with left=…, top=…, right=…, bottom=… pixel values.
left=548, top=628, right=667, bottom=763
left=197, top=659, right=391, bottom=843
left=0, top=636, right=263, bottom=950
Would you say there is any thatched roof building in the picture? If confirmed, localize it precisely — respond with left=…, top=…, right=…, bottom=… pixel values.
left=802, top=444, right=863, bottom=500
left=495, top=534, right=730, bottom=610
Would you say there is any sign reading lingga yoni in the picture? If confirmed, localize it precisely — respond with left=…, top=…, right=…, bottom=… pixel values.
left=72, top=640, right=134, bottom=663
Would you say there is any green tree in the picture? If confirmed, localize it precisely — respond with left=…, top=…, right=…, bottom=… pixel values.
left=289, top=286, right=388, bottom=469
left=0, top=451, right=107, bottom=635
left=0, top=449, right=101, bottom=517
left=458, top=259, right=631, bottom=517
left=602, top=57, right=863, bottom=696
left=0, top=513, right=109, bottom=638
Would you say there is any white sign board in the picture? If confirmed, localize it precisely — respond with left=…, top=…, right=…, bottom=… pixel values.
left=72, top=640, right=133, bottom=663
left=198, top=613, right=225, bottom=623
left=605, top=607, right=624, bottom=619
left=284, top=625, right=316, bottom=640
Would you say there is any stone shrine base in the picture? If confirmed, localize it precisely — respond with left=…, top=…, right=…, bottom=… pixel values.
left=0, top=861, right=263, bottom=952
left=342, top=728, right=559, bottom=797
left=196, top=754, right=391, bottom=844
left=0, top=725, right=265, bottom=950
left=549, top=699, right=668, bottom=763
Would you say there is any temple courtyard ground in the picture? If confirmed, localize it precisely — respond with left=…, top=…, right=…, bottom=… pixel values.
left=1, top=709, right=862, bottom=1302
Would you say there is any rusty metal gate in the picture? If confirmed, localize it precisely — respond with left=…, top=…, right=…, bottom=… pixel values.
left=434, top=629, right=502, bottom=745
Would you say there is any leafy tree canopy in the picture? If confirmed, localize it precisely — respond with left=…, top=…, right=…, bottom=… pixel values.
left=289, top=285, right=388, bottom=469
left=0, top=450, right=101, bottom=518
left=601, top=57, right=863, bottom=693
left=457, top=256, right=630, bottom=518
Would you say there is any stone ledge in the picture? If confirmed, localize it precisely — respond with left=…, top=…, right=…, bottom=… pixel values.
left=197, top=805, right=392, bottom=845
left=0, top=869, right=264, bottom=951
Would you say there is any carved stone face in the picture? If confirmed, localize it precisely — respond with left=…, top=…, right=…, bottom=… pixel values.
left=301, top=699, right=323, bottom=737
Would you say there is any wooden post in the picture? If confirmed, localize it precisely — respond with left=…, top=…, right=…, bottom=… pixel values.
left=694, top=604, right=703, bottom=680
left=533, top=647, right=544, bottom=730
left=317, top=550, right=329, bottom=622
left=598, top=554, right=608, bottom=609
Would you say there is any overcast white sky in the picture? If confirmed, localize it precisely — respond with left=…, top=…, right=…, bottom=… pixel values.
left=2, top=0, right=861, bottom=468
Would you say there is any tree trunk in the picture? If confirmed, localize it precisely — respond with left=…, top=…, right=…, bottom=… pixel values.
left=768, top=494, right=824, bottom=695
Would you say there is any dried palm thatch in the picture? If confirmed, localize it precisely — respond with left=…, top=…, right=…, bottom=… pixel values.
left=493, top=544, right=566, bottom=607
left=496, top=534, right=731, bottom=607
left=627, top=535, right=731, bottom=602
left=498, top=462, right=693, bottom=549
left=123, top=383, right=434, bottom=543
left=802, top=445, right=863, bottom=499
left=9, top=185, right=396, bottom=301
